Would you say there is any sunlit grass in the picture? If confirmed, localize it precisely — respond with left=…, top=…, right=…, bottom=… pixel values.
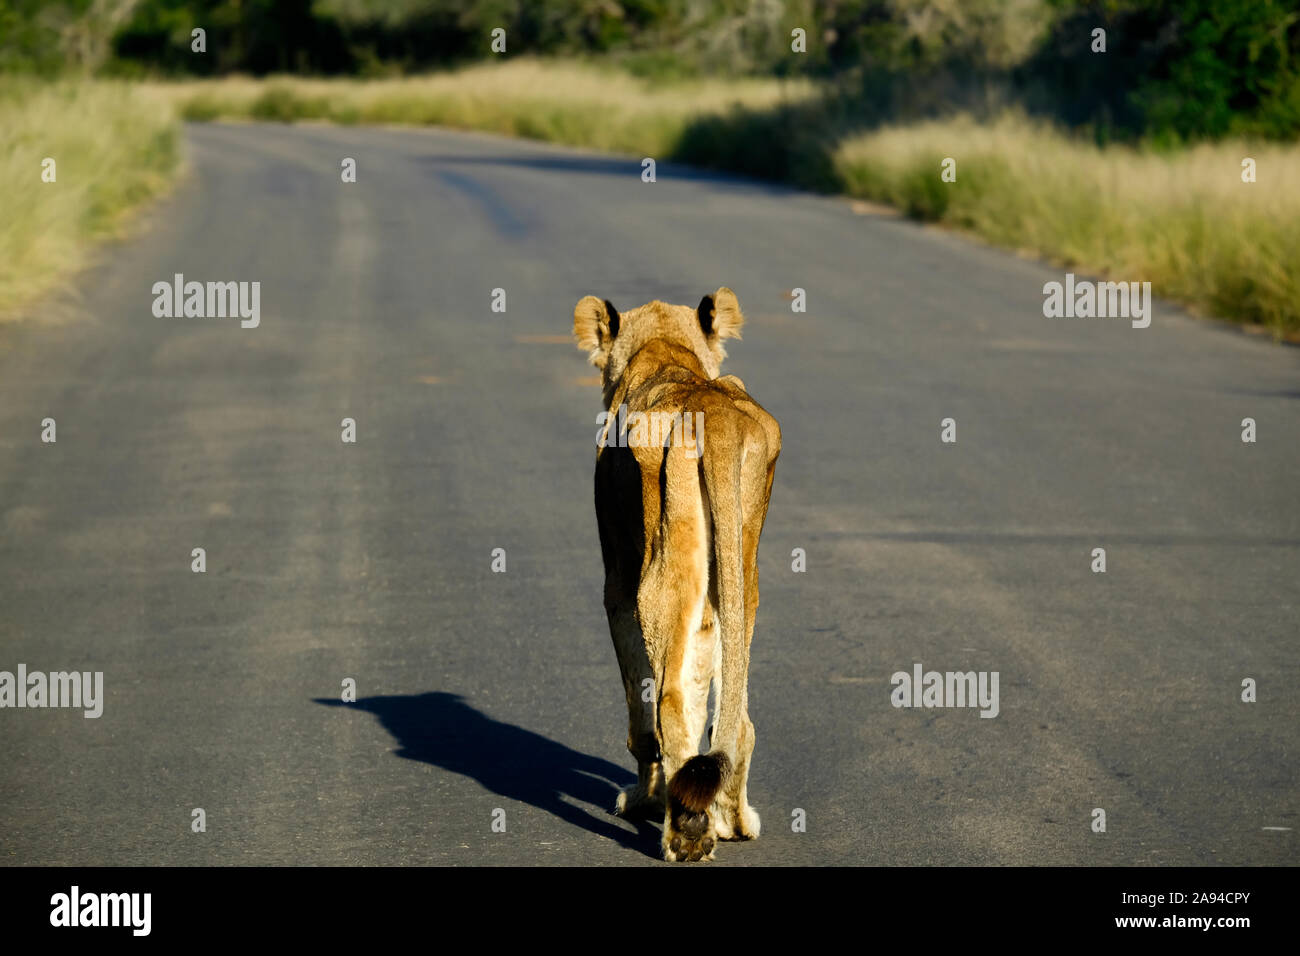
left=0, top=79, right=181, bottom=320
left=834, top=113, right=1299, bottom=336
left=143, top=59, right=817, bottom=157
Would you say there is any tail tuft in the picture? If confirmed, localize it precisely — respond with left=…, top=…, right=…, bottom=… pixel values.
left=668, top=753, right=731, bottom=814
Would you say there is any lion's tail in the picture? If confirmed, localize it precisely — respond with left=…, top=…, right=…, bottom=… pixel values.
left=667, top=420, right=747, bottom=815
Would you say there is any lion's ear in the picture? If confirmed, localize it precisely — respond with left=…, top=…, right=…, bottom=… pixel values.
left=698, top=287, right=743, bottom=342
left=573, top=296, right=619, bottom=368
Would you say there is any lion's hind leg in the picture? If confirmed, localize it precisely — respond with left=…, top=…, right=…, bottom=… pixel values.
left=659, top=604, right=721, bottom=861
left=607, top=604, right=663, bottom=820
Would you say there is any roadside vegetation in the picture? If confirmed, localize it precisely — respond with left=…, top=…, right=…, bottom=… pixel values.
left=832, top=115, right=1300, bottom=336
left=0, top=79, right=180, bottom=319
left=146, top=61, right=816, bottom=158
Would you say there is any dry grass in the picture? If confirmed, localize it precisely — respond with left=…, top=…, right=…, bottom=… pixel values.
left=834, top=113, right=1300, bottom=335
left=143, top=59, right=816, bottom=157
left=0, top=79, right=181, bottom=320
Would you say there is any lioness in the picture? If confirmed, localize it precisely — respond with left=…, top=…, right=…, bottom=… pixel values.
left=573, top=288, right=780, bottom=862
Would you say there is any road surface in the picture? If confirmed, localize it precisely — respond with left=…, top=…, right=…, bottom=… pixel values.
left=1, top=122, right=1296, bottom=865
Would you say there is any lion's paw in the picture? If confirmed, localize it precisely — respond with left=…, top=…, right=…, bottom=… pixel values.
left=662, top=808, right=716, bottom=862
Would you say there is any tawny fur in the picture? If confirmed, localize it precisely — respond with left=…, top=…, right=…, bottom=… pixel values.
left=574, top=288, right=780, bottom=862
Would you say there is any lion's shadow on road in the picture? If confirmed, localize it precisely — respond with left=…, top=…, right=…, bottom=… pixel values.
left=315, top=691, right=658, bottom=857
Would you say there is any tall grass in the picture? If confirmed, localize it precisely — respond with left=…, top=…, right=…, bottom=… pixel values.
left=833, top=114, right=1300, bottom=336
left=0, top=80, right=181, bottom=320
left=145, top=60, right=817, bottom=157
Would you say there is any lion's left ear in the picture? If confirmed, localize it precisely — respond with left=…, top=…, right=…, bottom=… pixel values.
left=697, top=287, right=743, bottom=341
left=574, top=295, right=619, bottom=369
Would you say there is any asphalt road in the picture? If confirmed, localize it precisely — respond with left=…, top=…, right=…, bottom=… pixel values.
left=1, top=122, right=1296, bottom=866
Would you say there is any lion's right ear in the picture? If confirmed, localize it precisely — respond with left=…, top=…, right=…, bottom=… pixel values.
left=573, top=296, right=619, bottom=369
left=702, top=287, right=743, bottom=341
